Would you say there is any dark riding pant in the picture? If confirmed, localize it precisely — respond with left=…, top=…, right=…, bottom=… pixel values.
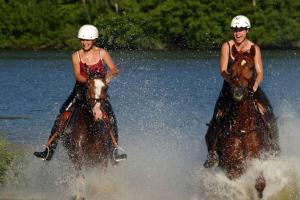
left=47, top=82, right=86, bottom=149
left=47, top=82, right=119, bottom=151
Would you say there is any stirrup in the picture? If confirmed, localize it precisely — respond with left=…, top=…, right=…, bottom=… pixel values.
left=33, top=145, right=53, bottom=161
left=112, top=147, right=127, bottom=162
left=43, top=145, right=50, bottom=160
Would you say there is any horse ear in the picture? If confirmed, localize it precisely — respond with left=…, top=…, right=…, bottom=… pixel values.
left=232, top=45, right=238, bottom=58
left=250, top=45, right=256, bottom=57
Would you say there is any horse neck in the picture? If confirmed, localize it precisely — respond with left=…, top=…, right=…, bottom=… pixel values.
left=231, top=99, right=259, bottom=132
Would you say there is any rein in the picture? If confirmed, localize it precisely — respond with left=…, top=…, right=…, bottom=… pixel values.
left=89, top=97, right=106, bottom=103
left=88, top=97, right=106, bottom=110
left=86, top=77, right=108, bottom=108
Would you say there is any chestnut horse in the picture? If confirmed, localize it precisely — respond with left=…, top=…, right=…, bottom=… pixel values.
left=61, top=76, right=117, bottom=171
left=216, top=45, right=278, bottom=198
left=60, top=75, right=126, bottom=199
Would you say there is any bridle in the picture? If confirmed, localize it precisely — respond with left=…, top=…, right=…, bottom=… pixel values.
left=88, top=96, right=106, bottom=108
left=86, top=77, right=108, bottom=108
left=229, top=53, right=256, bottom=102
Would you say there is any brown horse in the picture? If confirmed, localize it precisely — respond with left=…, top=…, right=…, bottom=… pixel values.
left=60, top=76, right=127, bottom=199
left=61, top=76, right=115, bottom=171
left=216, top=45, right=276, bottom=198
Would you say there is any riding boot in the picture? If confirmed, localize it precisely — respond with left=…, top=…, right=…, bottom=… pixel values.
left=33, top=140, right=57, bottom=161
left=269, top=117, right=280, bottom=155
left=253, top=87, right=280, bottom=155
left=203, top=120, right=220, bottom=168
left=203, top=150, right=219, bottom=168
left=260, top=110, right=281, bottom=156
left=34, top=111, right=71, bottom=161
left=113, top=150, right=127, bottom=161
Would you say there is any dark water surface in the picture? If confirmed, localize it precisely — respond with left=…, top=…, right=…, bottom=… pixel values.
left=1, top=49, right=300, bottom=200
left=1, top=49, right=299, bottom=143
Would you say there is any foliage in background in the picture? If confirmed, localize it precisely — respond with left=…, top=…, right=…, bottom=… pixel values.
left=0, top=0, right=299, bottom=50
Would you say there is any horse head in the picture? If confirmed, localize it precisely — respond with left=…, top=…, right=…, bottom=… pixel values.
left=230, top=45, right=256, bottom=101
left=86, top=73, right=108, bottom=121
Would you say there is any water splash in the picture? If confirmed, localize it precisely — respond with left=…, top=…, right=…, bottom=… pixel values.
left=192, top=101, right=300, bottom=200
left=2, top=102, right=300, bottom=200
left=1, top=51, right=300, bottom=199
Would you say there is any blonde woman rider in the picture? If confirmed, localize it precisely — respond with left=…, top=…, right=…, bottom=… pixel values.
left=34, top=25, right=119, bottom=161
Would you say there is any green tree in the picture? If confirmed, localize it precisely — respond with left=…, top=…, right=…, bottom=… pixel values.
left=0, top=0, right=299, bottom=50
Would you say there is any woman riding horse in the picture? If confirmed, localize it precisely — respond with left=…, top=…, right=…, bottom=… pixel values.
left=34, top=25, right=121, bottom=161
left=204, top=15, right=280, bottom=168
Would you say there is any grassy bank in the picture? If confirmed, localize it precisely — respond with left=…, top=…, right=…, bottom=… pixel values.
left=0, top=137, right=22, bottom=186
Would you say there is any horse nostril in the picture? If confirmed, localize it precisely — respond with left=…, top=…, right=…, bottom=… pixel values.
left=232, top=77, right=239, bottom=82
left=233, top=88, right=244, bottom=101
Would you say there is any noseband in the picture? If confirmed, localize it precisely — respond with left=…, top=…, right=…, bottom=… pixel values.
left=86, top=78, right=108, bottom=108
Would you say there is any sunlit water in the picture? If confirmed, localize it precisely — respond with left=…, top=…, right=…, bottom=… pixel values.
left=0, top=50, right=300, bottom=199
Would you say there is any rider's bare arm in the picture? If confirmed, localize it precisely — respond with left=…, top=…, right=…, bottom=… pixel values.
left=253, top=45, right=263, bottom=92
left=102, top=49, right=119, bottom=83
left=219, top=42, right=231, bottom=83
left=72, top=52, right=88, bottom=83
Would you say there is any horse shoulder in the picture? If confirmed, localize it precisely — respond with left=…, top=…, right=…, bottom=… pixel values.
left=250, top=45, right=256, bottom=57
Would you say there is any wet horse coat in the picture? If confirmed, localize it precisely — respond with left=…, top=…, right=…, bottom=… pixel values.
left=61, top=77, right=117, bottom=170
left=215, top=45, right=279, bottom=198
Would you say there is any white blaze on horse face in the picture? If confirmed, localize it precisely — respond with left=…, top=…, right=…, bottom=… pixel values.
left=92, top=79, right=105, bottom=120
left=241, top=59, right=247, bottom=66
left=94, top=79, right=105, bottom=99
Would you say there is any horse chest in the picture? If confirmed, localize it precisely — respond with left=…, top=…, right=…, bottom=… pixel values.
left=231, top=102, right=257, bottom=134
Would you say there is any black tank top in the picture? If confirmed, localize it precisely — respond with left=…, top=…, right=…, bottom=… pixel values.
left=227, top=42, right=234, bottom=71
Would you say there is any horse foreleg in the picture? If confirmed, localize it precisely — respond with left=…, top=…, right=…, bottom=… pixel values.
left=219, top=136, right=244, bottom=179
left=73, top=173, right=86, bottom=200
left=255, top=173, right=266, bottom=199
left=72, top=134, right=85, bottom=172
left=242, top=133, right=265, bottom=198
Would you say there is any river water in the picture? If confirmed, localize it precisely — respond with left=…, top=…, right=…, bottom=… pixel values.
left=0, top=49, right=300, bottom=199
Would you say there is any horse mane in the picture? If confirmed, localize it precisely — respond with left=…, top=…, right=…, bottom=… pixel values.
left=232, top=44, right=256, bottom=58
left=88, top=72, right=107, bottom=83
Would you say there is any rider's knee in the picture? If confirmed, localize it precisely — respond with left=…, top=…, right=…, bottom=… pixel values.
left=62, top=111, right=71, bottom=121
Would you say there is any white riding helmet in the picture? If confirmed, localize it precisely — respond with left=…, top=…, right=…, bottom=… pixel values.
left=77, top=24, right=99, bottom=40
left=230, top=15, right=251, bottom=29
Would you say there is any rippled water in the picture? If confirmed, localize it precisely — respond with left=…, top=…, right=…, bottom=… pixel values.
left=0, top=49, right=300, bottom=199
